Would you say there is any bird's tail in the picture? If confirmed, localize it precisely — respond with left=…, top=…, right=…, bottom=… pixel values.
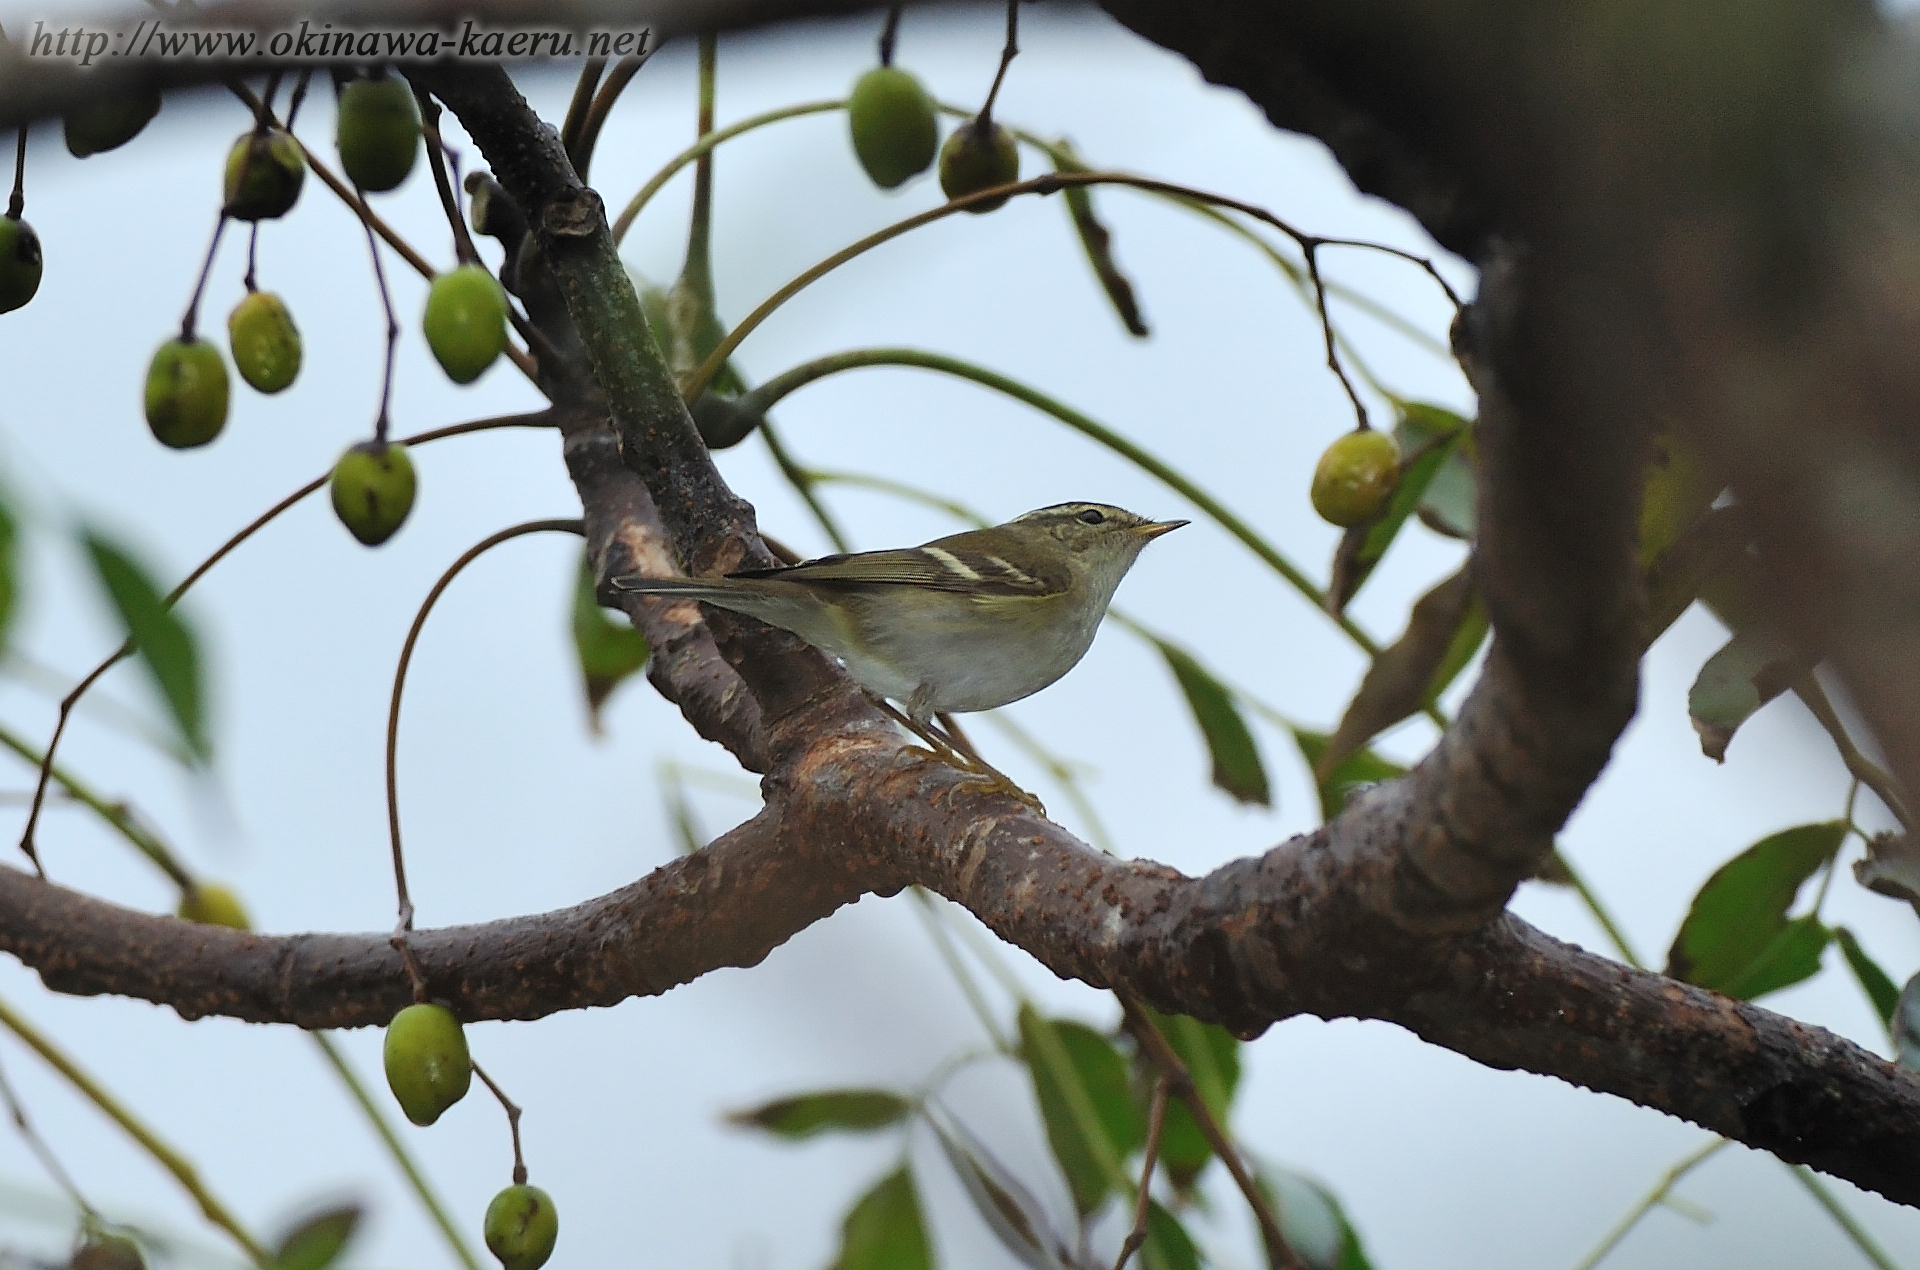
left=608, top=574, right=730, bottom=598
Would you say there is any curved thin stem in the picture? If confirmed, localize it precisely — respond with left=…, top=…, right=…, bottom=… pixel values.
left=572, top=51, right=653, bottom=184
left=0, top=721, right=191, bottom=889
left=1113, top=1075, right=1170, bottom=1270
left=610, top=99, right=846, bottom=244
left=0, top=993, right=268, bottom=1265
left=309, top=1032, right=483, bottom=1270
left=1788, top=1164, right=1900, bottom=1270
left=742, top=346, right=1378, bottom=655
left=16, top=412, right=554, bottom=866
left=0, top=1052, right=92, bottom=1218
left=385, top=520, right=584, bottom=932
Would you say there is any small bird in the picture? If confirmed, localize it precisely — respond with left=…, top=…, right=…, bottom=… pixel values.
left=610, top=502, right=1184, bottom=790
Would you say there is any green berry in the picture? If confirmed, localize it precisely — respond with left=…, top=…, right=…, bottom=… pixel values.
left=227, top=290, right=302, bottom=394
left=64, top=89, right=161, bottom=157
left=143, top=337, right=229, bottom=449
left=484, top=1185, right=558, bottom=1270
left=938, top=117, right=1020, bottom=212
left=423, top=264, right=509, bottom=385
left=1310, top=429, right=1401, bottom=528
left=330, top=441, right=417, bottom=547
left=383, top=1002, right=470, bottom=1126
left=176, top=882, right=249, bottom=930
left=848, top=66, right=938, bottom=190
left=0, top=216, right=42, bottom=315
left=223, top=127, right=306, bottom=221
left=336, top=73, right=422, bottom=193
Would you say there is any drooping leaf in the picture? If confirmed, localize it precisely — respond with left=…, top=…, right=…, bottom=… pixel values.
left=1141, top=1202, right=1200, bottom=1270
left=1328, top=416, right=1465, bottom=614
left=925, top=1106, right=1070, bottom=1270
left=1665, top=821, right=1845, bottom=996
left=726, top=1090, right=911, bottom=1140
left=1135, top=1006, right=1241, bottom=1190
left=1896, top=973, right=1920, bottom=1071
left=1018, top=1006, right=1142, bottom=1215
left=1257, top=1164, right=1375, bottom=1270
left=1833, top=927, right=1901, bottom=1026
left=272, top=1204, right=361, bottom=1270
left=1686, top=625, right=1811, bottom=762
left=1852, top=832, right=1920, bottom=917
left=1394, top=402, right=1475, bottom=540
left=829, top=1167, right=931, bottom=1270
left=82, top=530, right=208, bottom=763
left=1316, top=563, right=1478, bottom=781
left=1156, top=641, right=1270, bottom=806
left=1290, top=728, right=1407, bottom=824
left=1053, top=141, right=1148, bottom=337
left=572, top=553, right=649, bottom=734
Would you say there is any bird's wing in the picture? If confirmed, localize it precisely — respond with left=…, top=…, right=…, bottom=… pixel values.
left=731, top=547, right=1067, bottom=597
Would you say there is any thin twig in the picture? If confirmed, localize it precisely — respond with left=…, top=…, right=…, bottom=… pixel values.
left=353, top=186, right=401, bottom=443
left=386, top=520, right=583, bottom=934
left=1122, top=999, right=1301, bottom=1270
left=1567, top=1138, right=1728, bottom=1270
left=1794, top=673, right=1910, bottom=828
left=979, top=0, right=1019, bottom=124
left=0, top=993, right=268, bottom=1264
left=759, top=422, right=851, bottom=554
left=179, top=215, right=229, bottom=342
left=573, top=51, right=654, bottom=183
left=410, top=85, right=481, bottom=268
left=0, top=1052, right=92, bottom=1217
left=559, top=56, right=606, bottom=161
left=1112, top=1076, right=1170, bottom=1270
left=470, top=1061, right=528, bottom=1186
left=15, top=412, right=553, bottom=867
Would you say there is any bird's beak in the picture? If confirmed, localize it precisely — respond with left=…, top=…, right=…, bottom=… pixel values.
left=1134, top=519, right=1189, bottom=540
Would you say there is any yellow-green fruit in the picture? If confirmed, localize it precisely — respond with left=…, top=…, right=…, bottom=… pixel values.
left=143, top=338, right=230, bottom=449
left=71, top=1233, right=144, bottom=1270
left=484, top=1185, right=558, bottom=1270
left=176, top=883, right=249, bottom=930
left=383, top=1002, right=470, bottom=1126
left=1310, top=429, right=1401, bottom=528
left=938, top=118, right=1019, bottom=212
left=64, top=89, right=161, bottom=157
left=336, top=73, right=422, bottom=193
left=423, top=264, right=509, bottom=385
left=848, top=66, right=938, bottom=190
left=0, top=216, right=42, bottom=315
left=227, top=291, right=302, bottom=394
left=223, top=127, right=306, bottom=221
left=330, top=441, right=417, bottom=546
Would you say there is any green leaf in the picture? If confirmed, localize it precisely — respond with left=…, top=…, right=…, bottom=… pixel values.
left=1394, top=402, right=1475, bottom=540
left=1638, top=429, right=1722, bottom=568
left=725, top=1090, right=911, bottom=1140
left=1896, top=973, right=1920, bottom=1071
left=1665, top=822, right=1845, bottom=996
left=828, top=1167, right=931, bottom=1270
left=272, top=1204, right=361, bottom=1270
left=1833, top=927, right=1901, bottom=1026
left=1142, top=1202, right=1200, bottom=1270
left=1329, top=415, right=1464, bottom=613
left=1156, top=641, right=1270, bottom=806
left=1686, top=625, right=1811, bottom=762
left=82, top=530, right=208, bottom=762
left=1316, top=564, right=1478, bottom=781
left=1290, top=728, right=1407, bottom=824
left=1720, top=915, right=1829, bottom=1000
left=572, top=552, right=649, bottom=735
left=926, top=1107, right=1070, bottom=1270
left=1134, top=1007, right=1241, bottom=1190
left=1018, top=1006, right=1142, bottom=1215
left=1053, top=141, right=1148, bottom=338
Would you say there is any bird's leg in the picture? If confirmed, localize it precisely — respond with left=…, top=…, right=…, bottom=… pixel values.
left=869, top=695, right=974, bottom=767
left=933, top=710, right=1045, bottom=814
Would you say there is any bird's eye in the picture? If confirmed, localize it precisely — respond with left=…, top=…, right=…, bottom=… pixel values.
left=1077, top=508, right=1106, bottom=525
